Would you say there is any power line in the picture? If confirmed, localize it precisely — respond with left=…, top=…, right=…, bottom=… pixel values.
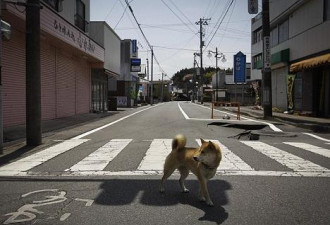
left=153, top=45, right=198, bottom=52
left=124, top=0, right=166, bottom=75
left=204, top=0, right=235, bottom=52
left=114, top=2, right=128, bottom=29
left=104, top=0, right=120, bottom=21
left=160, top=0, right=196, bottom=34
left=217, top=0, right=237, bottom=47
left=204, top=0, right=231, bottom=44
left=168, top=0, right=197, bottom=31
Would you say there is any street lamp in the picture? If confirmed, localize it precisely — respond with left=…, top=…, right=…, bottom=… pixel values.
left=208, top=47, right=226, bottom=102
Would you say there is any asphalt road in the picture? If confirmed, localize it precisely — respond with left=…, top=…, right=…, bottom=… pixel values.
left=1, top=101, right=330, bottom=225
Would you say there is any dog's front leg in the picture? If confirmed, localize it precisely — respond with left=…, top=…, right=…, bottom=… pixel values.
left=198, top=175, right=214, bottom=206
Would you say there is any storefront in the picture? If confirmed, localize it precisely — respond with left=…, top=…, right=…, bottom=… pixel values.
left=290, top=53, right=330, bottom=117
left=91, top=69, right=108, bottom=112
left=2, top=3, right=104, bottom=127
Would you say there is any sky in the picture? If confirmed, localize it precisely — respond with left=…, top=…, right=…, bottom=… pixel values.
left=90, top=0, right=262, bottom=81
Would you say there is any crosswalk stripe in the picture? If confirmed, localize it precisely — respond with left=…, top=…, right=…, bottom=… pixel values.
left=283, top=142, right=330, bottom=159
left=0, top=139, right=89, bottom=173
left=196, top=139, right=254, bottom=171
left=241, top=141, right=330, bottom=172
left=137, top=139, right=172, bottom=171
left=1, top=138, right=330, bottom=178
left=68, top=139, right=132, bottom=171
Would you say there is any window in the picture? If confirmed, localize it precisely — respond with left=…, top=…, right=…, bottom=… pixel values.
left=75, top=0, right=88, bottom=32
left=252, top=54, right=262, bottom=69
left=278, top=19, right=289, bottom=43
left=252, top=27, right=262, bottom=44
left=270, top=27, right=278, bottom=47
left=43, top=0, right=62, bottom=11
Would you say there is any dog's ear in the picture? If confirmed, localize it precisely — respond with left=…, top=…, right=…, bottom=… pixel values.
left=200, top=138, right=206, bottom=144
left=208, top=141, right=216, bottom=150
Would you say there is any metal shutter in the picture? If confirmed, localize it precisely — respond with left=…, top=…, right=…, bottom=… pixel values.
left=56, top=51, right=75, bottom=118
left=2, top=29, right=26, bottom=127
left=41, top=42, right=56, bottom=120
left=75, top=57, right=91, bottom=114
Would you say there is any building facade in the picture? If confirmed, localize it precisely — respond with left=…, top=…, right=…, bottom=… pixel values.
left=251, top=0, right=330, bottom=117
left=118, top=39, right=140, bottom=107
left=1, top=0, right=104, bottom=127
left=89, top=21, right=121, bottom=112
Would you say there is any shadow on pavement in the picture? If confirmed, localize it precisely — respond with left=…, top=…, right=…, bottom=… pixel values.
left=96, top=179, right=231, bottom=224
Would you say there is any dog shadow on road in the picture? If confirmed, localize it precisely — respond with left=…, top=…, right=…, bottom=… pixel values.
left=95, top=179, right=231, bottom=224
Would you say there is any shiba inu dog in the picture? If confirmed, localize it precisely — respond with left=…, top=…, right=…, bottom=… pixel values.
left=159, top=134, right=222, bottom=206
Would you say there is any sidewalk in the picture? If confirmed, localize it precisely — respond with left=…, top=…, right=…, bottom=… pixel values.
left=208, top=103, right=330, bottom=133
left=0, top=109, right=128, bottom=160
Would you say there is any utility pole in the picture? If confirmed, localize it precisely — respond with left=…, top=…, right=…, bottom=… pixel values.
left=193, top=53, right=196, bottom=102
left=26, top=0, right=42, bottom=146
left=262, top=0, right=272, bottom=118
left=146, top=56, right=149, bottom=81
left=0, top=0, right=3, bottom=153
left=215, top=47, right=218, bottom=102
left=208, top=47, right=226, bottom=102
left=196, top=18, right=210, bottom=105
left=161, top=73, right=164, bottom=102
left=146, top=55, right=149, bottom=102
left=150, top=46, right=154, bottom=105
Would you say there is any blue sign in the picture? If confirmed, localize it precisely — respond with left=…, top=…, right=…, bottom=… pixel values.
left=132, top=40, right=137, bottom=53
left=131, top=58, right=141, bottom=66
left=233, top=51, right=246, bottom=83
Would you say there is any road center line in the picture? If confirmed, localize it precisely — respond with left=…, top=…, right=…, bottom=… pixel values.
left=72, top=104, right=161, bottom=140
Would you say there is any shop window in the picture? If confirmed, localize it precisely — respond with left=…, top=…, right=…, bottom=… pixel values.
left=43, top=0, right=63, bottom=11
left=75, top=0, right=88, bottom=32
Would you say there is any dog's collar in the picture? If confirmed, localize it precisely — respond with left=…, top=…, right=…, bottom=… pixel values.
left=201, top=162, right=217, bottom=170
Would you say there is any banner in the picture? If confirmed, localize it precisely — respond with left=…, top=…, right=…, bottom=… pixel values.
left=286, top=74, right=296, bottom=110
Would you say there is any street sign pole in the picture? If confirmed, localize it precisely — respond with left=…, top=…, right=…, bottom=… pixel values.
left=262, top=0, right=272, bottom=118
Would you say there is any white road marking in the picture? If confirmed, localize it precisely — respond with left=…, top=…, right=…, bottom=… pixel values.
left=137, top=139, right=172, bottom=171
left=178, top=103, right=189, bottom=119
left=60, top=213, right=71, bottom=221
left=192, top=102, right=283, bottom=132
left=196, top=139, right=254, bottom=171
left=3, top=189, right=67, bottom=224
left=0, top=139, right=89, bottom=173
left=75, top=198, right=94, bottom=207
left=194, top=103, right=240, bottom=119
left=4, top=170, right=330, bottom=177
left=241, top=141, right=330, bottom=172
left=303, top=133, right=330, bottom=142
left=68, top=139, right=132, bottom=171
left=283, top=142, right=330, bottom=159
left=72, top=104, right=161, bottom=139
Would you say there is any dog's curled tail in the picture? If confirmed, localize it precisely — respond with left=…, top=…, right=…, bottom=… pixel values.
left=172, top=134, right=186, bottom=151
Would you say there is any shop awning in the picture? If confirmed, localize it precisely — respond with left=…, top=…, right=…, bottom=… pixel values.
left=105, top=69, right=119, bottom=78
left=290, top=53, right=330, bottom=73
